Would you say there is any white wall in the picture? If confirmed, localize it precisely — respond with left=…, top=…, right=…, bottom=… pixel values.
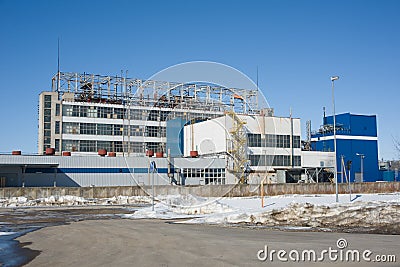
left=238, top=115, right=301, bottom=136
left=302, top=151, right=335, bottom=168
left=183, top=116, right=230, bottom=156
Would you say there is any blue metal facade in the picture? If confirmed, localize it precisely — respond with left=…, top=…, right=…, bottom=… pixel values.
left=311, top=113, right=379, bottom=182
left=166, top=118, right=186, bottom=157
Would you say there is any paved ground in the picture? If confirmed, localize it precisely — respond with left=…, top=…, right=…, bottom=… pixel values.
left=18, top=219, right=400, bottom=267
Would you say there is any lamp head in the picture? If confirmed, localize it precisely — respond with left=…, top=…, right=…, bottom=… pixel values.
left=331, top=76, right=339, bottom=81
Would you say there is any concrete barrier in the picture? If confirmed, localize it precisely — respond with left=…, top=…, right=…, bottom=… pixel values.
left=0, top=182, right=399, bottom=199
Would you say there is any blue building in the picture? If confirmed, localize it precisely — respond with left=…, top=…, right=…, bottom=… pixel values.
left=311, top=113, right=379, bottom=182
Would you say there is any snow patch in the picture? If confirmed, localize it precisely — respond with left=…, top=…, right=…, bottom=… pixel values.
left=122, top=194, right=234, bottom=219
left=0, top=195, right=153, bottom=207
left=0, top=231, right=16, bottom=236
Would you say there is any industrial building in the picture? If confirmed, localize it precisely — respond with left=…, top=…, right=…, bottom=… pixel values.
left=0, top=154, right=227, bottom=187
left=0, top=71, right=381, bottom=187
left=310, top=112, right=379, bottom=182
left=38, top=72, right=260, bottom=156
left=33, top=71, right=316, bottom=186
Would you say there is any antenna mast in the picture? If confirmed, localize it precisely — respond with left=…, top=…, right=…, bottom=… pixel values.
left=57, top=38, right=60, bottom=93
left=256, top=66, right=259, bottom=90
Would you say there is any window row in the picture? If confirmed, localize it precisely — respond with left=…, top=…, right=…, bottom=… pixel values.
left=182, top=168, right=226, bottom=184
left=42, top=95, right=52, bottom=153
left=62, top=105, right=221, bottom=122
left=62, top=140, right=163, bottom=153
left=248, top=155, right=301, bottom=167
left=247, top=134, right=301, bottom=148
left=62, top=122, right=166, bottom=137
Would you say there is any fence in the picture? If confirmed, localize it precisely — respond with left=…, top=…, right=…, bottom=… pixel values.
left=0, top=182, right=399, bottom=199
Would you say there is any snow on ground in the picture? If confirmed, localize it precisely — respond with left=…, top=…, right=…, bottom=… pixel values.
left=0, top=195, right=153, bottom=207
left=2, top=192, right=400, bottom=231
left=122, top=194, right=234, bottom=219
left=122, top=193, right=400, bottom=231
left=0, top=231, right=16, bottom=236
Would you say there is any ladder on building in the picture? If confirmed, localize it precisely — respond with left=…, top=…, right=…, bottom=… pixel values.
left=226, top=111, right=248, bottom=184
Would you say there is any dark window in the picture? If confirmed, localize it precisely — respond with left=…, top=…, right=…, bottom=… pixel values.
left=55, top=121, right=60, bottom=134
left=247, top=134, right=261, bottom=147
left=293, top=136, right=301, bottom=148
left=55, top=139, right=60, bottom=152
left=55, top=104, right=60, bottom=116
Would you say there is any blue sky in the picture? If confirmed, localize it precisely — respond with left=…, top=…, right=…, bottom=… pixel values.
left=0, top=0, right=399, bottom=159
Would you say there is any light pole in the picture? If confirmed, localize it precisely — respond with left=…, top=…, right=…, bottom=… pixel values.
left=356, top=153, right=365, bottom=182
left=331, top=76, right=339, bottom=202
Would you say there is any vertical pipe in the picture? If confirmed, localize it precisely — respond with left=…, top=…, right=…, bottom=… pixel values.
left=53, top=167, right=57, bottom=187
left=348, top=165, right=352, bottom=202
left=361, top=156, right=364, bottom=182
left=340, top=155, right=344, bottom=184
left=22, top=165, right=26, bottom=187
left=290, top=108, right=294, bottom=168
left=152, top=171, right=155, bottom=211
left=191, top=119, right=194, bottom=151
left=332, top=79, right=338, bottom=202
left=167, top=148, right=171, bottom=183
left=261, top=181, right=264, bottom=208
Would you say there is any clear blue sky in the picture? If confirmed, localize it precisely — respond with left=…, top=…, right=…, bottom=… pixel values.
left=0, top=0, right=399, bottom=159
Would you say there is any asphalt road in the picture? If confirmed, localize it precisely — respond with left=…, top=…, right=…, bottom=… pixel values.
left=18, top=219, right=400, bottom=267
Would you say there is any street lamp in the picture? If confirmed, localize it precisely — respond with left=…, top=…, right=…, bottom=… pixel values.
left=356, top=153, right=365, bottom=182
left=331, top=76, right=339, bottom=202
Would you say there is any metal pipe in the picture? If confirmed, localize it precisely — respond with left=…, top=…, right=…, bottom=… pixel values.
left=331, top=76, right=339, bottom=202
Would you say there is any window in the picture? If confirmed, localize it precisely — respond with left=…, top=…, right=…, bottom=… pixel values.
left=160, top=111, right=171, bottom=121
left=276, top=135, right=290, bottom=148
left=80, top=140, right=96, bottom=152
left=128, top=142, right=144, bottom=153
left=146, top=142, right=160, bottom=152
left=294, top=156, right=301, bottom=167
left=55, top=121, right=60, bottom=134
left=80, top=123, right=96, bottom=135
left=87, top=106, right=98, bottom=118
left=249, top=155, right=298, bottom=167
left=63, top=105, right=73, bottom=116
left=44, top=95, right=52, bottom=102
left=55, top=139, right=60, bottom=152
left=249, top=155, right=260, bottom=166
left=183, top=168, right=225, bottom=185
left=97, top=124, right=113, bottom=136
left=97, top=141, right=112, bottom=151
left=63, top=122, right=79, bottom=134
left=97, top=107, right=113, bottom=118
left=265, top=134, right=276, bottom=147
left=293, top=136, right=301, bottom=148
left=114, top=141, right=123, bottom=152
left=78, top=106, right=86, bottom=117
left=148, top=110, right=159, bottom=121
left=129, top=125, right=144, bottom=137
left=146, top=126, right=160, bottom=137
left=62, top=140, right=79, bottom=152
left=44, top=95, right=52, bottom=109
left=55, top=104, right=60, bottom=116
left=114, top=108, right=124, bottom=119
left=114, top=124, right=123, bottom=136
left=247, top=134, right=261, bottom=147
left=128, top=109, right=140, bottom=120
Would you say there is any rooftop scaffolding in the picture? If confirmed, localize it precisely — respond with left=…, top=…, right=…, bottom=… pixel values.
left=52, top=72, right=261, bottom=115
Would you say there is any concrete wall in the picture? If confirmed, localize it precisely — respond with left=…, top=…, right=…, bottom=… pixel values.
left=1, top=182, right=399, bottom=199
